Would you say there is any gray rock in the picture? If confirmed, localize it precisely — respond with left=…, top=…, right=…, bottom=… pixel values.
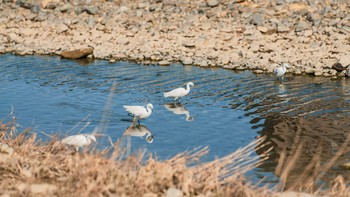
left=275, top=0, right=284, bottom=5
left=166, top=188, right=183, bottom=197
left=84, top=6, right=98, bottom=15
left=251, top=13, right=263, bottom=26
left=87, top=15, right=95, bottom=27
left=138, top=2, right=150, bottom=9
left=159, top=60, right=170, bottom=66
left=200, top=61, right=209, bottom=67
left=306, top=13, right=322, bottom=26
left=314, top=70, right=323, bottom=76
left=232, top=0, right=245, bottom=3
left=305, top=68, right=315, bottom=74
left=295, top=21, right=310, bottom=32
left=25, top=13, right=37, bottom=21
left=30, top=4, right=40, bottom=13
left=181, top=57, right=193, bottom=65
left=339, top=54, right=350, bottom=67
left=183, top=41, right=195, bottom=48
left=74, top=6, right=83, bottom=15
left=119, top=6, right=129, bottom=13
left=35, top=13, right=46, bottom=22
left=57, top=23, right=69, bottom=33
left=60, top=4, right=72, bottom=13
left=277, top=24, right=290, bottom=33
left=16, top=0, right=33, bottom=9
left=207, top=0, right=219, bottom=7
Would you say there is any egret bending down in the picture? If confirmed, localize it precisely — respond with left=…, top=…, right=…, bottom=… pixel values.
left=273, top=63, right=290, bottom=78
left=164, top=82, right=194, bottom=101
left=61, top=134, right=96, bottom=151
left=123, top=103, right=153, bottom=124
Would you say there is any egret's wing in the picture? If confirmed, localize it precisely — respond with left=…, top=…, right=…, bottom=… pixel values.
left=61, top=135, right=87, bottom=145
left=123, top=105, right=146, bottom=116
left=164, top=87, right=185, bottom=97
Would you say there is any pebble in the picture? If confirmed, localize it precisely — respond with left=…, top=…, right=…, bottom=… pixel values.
left=181, top=57, right=193, bottom=65
left=295, top=21, right=311, bottom=32
left=159, top=60, right=170, bottom=66
left=250, top=13, right=264, bottom=26
left=207, top=0, right=219, bottom=7
left=339, top=54, right=350, bottom=67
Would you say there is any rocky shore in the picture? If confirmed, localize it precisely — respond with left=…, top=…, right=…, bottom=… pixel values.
left=0, top=0, right=349, bottom=77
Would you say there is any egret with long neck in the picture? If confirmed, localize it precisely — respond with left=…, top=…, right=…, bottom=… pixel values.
left=273, top=63, right=290, bottom=81
left=123, top=103, right=153, bottom=124
left=164, top=82, right=194, bottom=102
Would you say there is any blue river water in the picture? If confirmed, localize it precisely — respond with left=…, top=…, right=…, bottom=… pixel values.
left=1, top=54, right=350, bottom=185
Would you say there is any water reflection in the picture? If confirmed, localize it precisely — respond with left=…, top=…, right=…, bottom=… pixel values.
left=164, top=102, right=194, bottom=122
left=123, top=123, right=154, bottom=143
left=255, top=113, right=350, bottom=188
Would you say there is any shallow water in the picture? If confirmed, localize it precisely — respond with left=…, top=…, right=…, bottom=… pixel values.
left=1, top=54, right=350, bottom=185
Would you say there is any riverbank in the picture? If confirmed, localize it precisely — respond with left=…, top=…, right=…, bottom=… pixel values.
left=0, top=0, right=349, bottom=77
left=1, top=119, right=350, bottom=196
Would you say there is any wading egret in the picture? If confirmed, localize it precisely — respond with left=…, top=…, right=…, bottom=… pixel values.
left=164, top=82, right=194, bottom=101
left=123, top=103, right=153, bottom=124
left=164, top=102, right=194, bottom=122
left=123, top=124, right=154, bottom=143
left=273, top=63, right=290, bottom=78
left=61, top=134, right=96, bottom=151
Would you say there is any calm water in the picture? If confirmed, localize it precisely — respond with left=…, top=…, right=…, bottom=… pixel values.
left=1, top=54, right=350, bottom=185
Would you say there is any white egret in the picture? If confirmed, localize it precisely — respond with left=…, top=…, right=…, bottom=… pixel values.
left=61, top=134, right=96, bottom=151
left=123, top=124, right=154, bottom=143
left=164, top=102, right=194, bottom=122
left=164, top=82, right=194, bottom=101
left=123, top=103, right=153, bottom=124
left=273, top=63, right=290, bottom=78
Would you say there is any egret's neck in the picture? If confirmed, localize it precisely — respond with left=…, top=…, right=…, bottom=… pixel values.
left=186, top=84, right=191, bottom=92
left=146, top=106, right=152, bottom=113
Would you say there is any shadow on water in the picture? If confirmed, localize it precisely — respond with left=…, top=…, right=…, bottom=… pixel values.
left=1, top=54, right=350, bottom=186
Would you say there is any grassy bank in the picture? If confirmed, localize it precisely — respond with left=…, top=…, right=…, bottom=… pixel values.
left=0, top=118, right=349, bottom=197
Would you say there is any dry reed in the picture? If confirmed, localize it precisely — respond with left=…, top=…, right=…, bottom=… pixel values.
left=1, top=118, right=350, bottom=197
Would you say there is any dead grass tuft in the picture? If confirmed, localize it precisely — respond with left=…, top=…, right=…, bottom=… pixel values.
left=0, top=119, right=272, bottom=197
left=1, top=118, right=350, bottom=197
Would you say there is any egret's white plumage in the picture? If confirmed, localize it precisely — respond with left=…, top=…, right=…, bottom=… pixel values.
left=61, top=134, right=96, bottom=151
left=164, top=82, right=194, bottom=101
left=123, top=124, right=154, bottom=143
left=273, top=63, right=290, bottom=77
left=164, top=103, right=194, bottom=122
left=123, top=103, right=153, bottom=123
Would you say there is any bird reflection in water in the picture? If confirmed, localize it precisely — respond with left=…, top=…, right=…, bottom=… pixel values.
left=277, top=84, right=287, bottom=97
left=164, top=102, right=194, bottom=122
left=123, top=123, right=154, bottom=143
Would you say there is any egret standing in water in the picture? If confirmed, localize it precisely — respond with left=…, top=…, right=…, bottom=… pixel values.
left=123, top=103, right=153, bottom=124
left=273, top=63, right=290, bottom=81
left=61, top=134, right=96, bottom=151
left=164, top=82, right=194, bottom=102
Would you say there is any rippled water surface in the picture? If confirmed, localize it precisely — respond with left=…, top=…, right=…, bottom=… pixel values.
left=1, top=54, right=350, bottom=185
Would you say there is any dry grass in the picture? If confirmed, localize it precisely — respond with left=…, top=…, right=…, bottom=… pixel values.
left=1, top=118, right=350, bottom=197
left=0, top=119, right=272, bottom=197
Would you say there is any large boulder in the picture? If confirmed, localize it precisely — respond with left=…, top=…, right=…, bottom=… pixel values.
left=60, top=48, right=93, bottom=59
